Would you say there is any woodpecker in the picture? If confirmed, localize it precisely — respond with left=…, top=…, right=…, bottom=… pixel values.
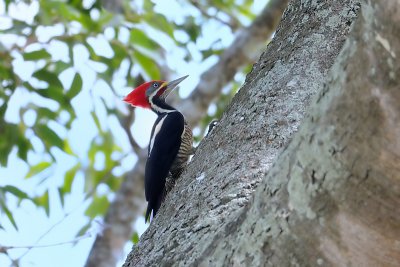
left=123, top=75, right=193, bottom=222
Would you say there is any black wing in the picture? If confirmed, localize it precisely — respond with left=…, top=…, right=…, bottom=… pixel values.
left=145, top=112, right=184, bottom=221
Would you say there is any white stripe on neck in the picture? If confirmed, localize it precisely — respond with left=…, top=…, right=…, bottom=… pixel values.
left=149, top=116, right=166, bottom=156
left=151, top=104, right=176, bottom=114
left=149, top=91, right=176, bottom=113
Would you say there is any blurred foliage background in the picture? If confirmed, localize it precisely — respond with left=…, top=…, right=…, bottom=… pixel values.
left=0, top=0, right=266, bottom=266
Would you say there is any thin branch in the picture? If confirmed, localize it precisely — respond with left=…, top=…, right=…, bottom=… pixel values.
left=0, top=232, right=92, bottom=252
left=0, top=249, right=17, bottom=267
left=13, top=157, right=121, bottom=262
left=15, top=195, right=90, bottom=260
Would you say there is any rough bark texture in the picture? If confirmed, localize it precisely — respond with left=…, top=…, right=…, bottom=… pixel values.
left=85, top=1, right=289, bottom=266
left=124, top=0, right=374, bottom=266
left=190, top=1, right=400, bottom=265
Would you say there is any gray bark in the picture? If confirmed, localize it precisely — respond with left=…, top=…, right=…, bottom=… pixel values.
left=85, top=1, right=288, bottom=266
left=123, top=0, right=397, bottom=266
left=190, top=1, right=400, bottom=265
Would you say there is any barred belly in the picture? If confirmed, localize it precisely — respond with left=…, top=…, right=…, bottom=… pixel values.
left=164, top=121, right=193, bottom=195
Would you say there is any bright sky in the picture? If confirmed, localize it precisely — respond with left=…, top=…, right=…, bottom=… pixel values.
left=0, top=0, right=268, bottom=266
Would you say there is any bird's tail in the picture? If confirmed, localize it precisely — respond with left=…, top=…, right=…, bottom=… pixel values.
left=145, top=204, right=152, bottom=223
left=145, top=196, right=163, bottom=223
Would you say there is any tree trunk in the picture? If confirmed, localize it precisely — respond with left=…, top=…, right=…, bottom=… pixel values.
left=124, top=0, right=400, bottom=266
left=85, top=1, right=289, bottom=266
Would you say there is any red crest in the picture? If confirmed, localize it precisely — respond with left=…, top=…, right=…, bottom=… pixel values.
left=123, top=81, right=164, bottom=108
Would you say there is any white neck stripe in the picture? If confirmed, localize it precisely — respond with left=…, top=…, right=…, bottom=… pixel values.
left=149, top=91, right=176, bottom=113
left=149, top=116, right=167, bottom=155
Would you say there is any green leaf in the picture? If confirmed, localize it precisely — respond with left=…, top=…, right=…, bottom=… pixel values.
left=130, top=28, right=160, bottom=51
left=90, top=111, right=102, bottom=133
left=131, top=232, right=139, bottom=244
left=36, top=107, right=58, bottom=120
left=0, top=147, right=10, bottom=166
left=144, top=13, right=174, bottom=38
left=85, top=40, right=99, bottom=61
left=236, top=5, right=256, bottom=20
left=181, top=17, right=201, bottom=42
left=66, top=72, right=82, bottom=99
left=33, top=191, right=50, bottom=216
left=105, top=175, right=122, bottom=192
left=24, top=80, right=66, bottom=104
left=32, top=69, right=63, bottom=89
left=23, top=49, right=51, bottom=61
left=0, top=123, right=18, bottom=166
left=26, top=161, right=52, bottom=178
left=85, top=195, right=109, bottom=219
left=0, top=201, right=18, bottom=230
left=63, top=163, right=80, bottom=194
left=1, top=186, right=30, bottom=199
left=110, top=41, right=129, bottom=69
left=58, top=187, right=65, bottom=207
left=76, top=222, right=91, bottom=237
left=63, top=140, right=76, bottom=156
left=37, top=88, right=66, bottom=103
left=17, top=135, right=30, bottom=162
left=54, top=61, right=71, bottom=74
left=4, top=0, right=11, bottom=12
left=143, top=0, right=155, bottom=11
left=201, top=48, right=224, bottom=59
left=132, top=50, right=160, bottom=79
left=97, top=9, right=114, bottom=26
left=35, top=124, right=64, bottom=150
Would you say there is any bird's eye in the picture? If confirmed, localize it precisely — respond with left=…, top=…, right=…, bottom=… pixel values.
left=152, top=82, right=159, bottom=88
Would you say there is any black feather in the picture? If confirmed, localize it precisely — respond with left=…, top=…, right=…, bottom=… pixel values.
left=145, top=112, right=184, bottom=222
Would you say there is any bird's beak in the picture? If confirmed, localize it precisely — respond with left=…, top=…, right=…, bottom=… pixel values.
left=161, top=75, right=189, bottom=99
